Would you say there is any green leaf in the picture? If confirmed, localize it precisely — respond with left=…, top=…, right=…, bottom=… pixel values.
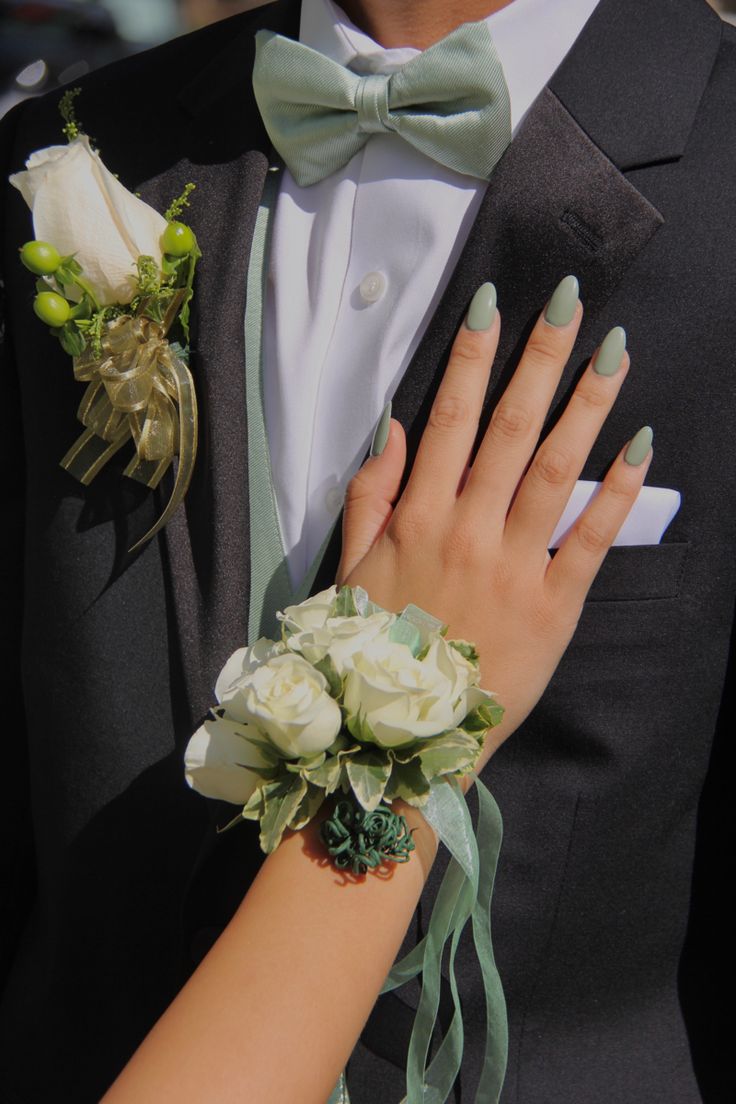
left=334, top=586, right=358, bottom=618
left=58, top=324, right=86, bottom=357
left=289, top=783, right=326, bottom=831
left=461, top=700, right=505, bottom=735
left=259, top=778, right=308, bottom=853
left=312, top=653, right=342, bottom=699
left=304, top=752, right=342, bottom=792
left=448, top=639, right=480, bottom=666
left=385, top=759, right=431, bottom=807
left=346, top=751, right=392, bottom=811
left=416, top=729, right=482, bottom=780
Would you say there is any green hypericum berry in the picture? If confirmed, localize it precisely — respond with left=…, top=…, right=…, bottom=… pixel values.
left=21, top=240, right=62, bottom=276
left=34, top=291, right=72, bottom=327
left=161, top=221, right=195, bottom=257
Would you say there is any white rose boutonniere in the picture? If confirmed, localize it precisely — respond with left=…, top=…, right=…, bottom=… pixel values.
left=11, top=135, right=168, bottom=307
left=9, top=88, right=202, bottom=551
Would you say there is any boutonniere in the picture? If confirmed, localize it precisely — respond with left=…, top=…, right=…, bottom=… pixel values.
left=10, top=89, right=201, bottom=551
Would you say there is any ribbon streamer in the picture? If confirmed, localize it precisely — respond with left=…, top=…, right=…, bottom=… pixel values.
left=59, top=313, right=198, bottom=552
left=328, top=776, right=506, bottom=1104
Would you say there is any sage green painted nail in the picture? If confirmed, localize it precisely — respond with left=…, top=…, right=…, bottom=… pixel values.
left=544, top=274, right=579, bottom=327
left=370, top=400, right=392, bottom=457
left=466, top=282, right=497, bottom=331
left=624, top=425, right=653, bottom=466
left=593, top=326, right=627, bottom=376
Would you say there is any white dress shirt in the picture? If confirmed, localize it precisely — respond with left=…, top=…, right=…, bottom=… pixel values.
left=263, top=0, right=601, bottom=588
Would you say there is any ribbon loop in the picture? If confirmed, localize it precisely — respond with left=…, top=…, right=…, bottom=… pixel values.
left=60, top=314, right=198, bottom=551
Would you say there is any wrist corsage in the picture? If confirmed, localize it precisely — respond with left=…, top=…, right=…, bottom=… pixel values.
left=185, top=585, right=509, bottom=1104
left=9, top=89, right=200, bottom=551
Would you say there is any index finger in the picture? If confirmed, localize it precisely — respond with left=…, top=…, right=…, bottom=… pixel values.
left=399, top=282, right=500, bottom=511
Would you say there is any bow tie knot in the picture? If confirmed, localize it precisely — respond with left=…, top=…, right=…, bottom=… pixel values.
left=253, top=22, right=512, bottom=187
left=355, top=73, right=392, bottom=135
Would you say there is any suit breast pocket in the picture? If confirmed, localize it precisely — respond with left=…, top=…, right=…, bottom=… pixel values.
left=584, top=541, right=689, bottom=602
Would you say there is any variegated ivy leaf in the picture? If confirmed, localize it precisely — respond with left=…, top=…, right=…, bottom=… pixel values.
left=259, top=777, right=308, bottom=853
left=305, top=753, right=344, bottom=793
left=289, top=782, right=326, bottom=831
left=448, top=639, right=480, bottom=666
left=461, top=700, right=505, bottom=735
left=384, top=759, right=432, bottom=807
left=415, top=729, right=482, bottom=779
left=346, top=751, right=392, bottom=812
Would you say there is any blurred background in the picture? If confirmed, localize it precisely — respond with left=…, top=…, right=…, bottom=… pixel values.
left=2, top=0, right=735, bottom=119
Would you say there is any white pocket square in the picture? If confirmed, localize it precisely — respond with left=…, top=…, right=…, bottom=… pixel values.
left=549, top=481, right=681, bottom=549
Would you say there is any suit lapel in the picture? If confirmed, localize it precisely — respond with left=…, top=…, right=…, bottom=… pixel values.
left=313, top=0, right=722, bottom=592
left=137, top=0, right=300, bottom=730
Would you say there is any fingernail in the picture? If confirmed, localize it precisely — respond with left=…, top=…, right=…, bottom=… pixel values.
left=544, top=275, right=579, bottom=327
left=370, top=400, right=392, bottom=456
left=465, top=281, right=497, bottom=331
left=624, top=425, right=653, bottom=466
left=593, top=326, right=627, bottom=376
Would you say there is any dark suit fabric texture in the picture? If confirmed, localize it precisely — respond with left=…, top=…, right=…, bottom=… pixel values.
left=0, top=0, right=734, bottom=1101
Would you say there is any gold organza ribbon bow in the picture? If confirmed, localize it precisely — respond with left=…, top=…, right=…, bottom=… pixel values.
left=60, top=313, right=198, bottom=552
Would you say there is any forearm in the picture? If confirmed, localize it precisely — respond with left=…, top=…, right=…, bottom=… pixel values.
left=102, top=801, right=437, bottom=1104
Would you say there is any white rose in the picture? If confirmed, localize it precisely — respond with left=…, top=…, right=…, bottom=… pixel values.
left=219, top=653, right=342, bottom=758
left=184, top=716, right=271, bottom=805
left=286, top=610, right=396, bottom=675
left=343, top=635, right=489, bottom=749
left=10, top=136, right=168, bottom=306
left=214, top=637, right=286, bottom=703
left=278, top=585, right=338, bottom=633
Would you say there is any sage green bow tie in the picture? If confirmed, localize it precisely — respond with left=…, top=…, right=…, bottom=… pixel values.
left=252, top=22, right=512, bottom=187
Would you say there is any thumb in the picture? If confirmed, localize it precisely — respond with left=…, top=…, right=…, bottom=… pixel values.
left=337, top=409, right=406, bottom=584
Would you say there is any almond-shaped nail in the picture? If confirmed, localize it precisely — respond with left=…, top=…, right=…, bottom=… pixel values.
left=624, top=425, right=653, bottom=466
left=465, top=282, right=497, bottom=331
left=370, top=400, right=392, bottom=457
left=545, top=275, right=579, bottom=327
left=593, top=326, right=627, bottom=376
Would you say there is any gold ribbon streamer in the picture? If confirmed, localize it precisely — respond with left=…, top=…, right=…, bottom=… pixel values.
left=60, top=314, right=198, bottom=552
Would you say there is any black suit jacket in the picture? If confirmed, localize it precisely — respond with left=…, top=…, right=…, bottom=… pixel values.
left=1, top=1, right=734, bottom=1101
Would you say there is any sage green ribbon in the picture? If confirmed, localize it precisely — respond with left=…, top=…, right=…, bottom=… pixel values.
left=252, top=21, right=511, bottom=187
left=244, top=166, right=338, bottom=643
left=327, top=776, right=506, bottom=1104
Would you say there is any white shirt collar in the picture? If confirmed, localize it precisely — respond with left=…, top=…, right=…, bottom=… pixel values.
left=299, top=0, right=601, bottom=132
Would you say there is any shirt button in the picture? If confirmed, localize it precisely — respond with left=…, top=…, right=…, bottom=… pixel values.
left=359, top=271, right=387, bottom=304
left=325, top=486, right=345, bottom=515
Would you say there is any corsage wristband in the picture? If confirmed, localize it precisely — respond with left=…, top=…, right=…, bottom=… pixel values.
left=185, top=585, right=509, bottom=1104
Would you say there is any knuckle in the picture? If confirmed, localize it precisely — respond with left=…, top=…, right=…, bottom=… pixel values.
left=531, top=446, right=573, bottom=487
left=523, top=332, right=564, bottom=370
left=575, top=519, right=610, bottom=555
left=489, top=401, right=533, bottom=442
left=389, top=500, right=427, bottom=545
left=450, top=333, right=485, bottom=370
left=444, top=520, right=484, bottom=567
left=345, top=467, right=374, bottom=502
left=570, top=382, right=609, bottom=414
left=604, top=475, right=635, bottom=505
left=429, top=392, right=472, bottom=431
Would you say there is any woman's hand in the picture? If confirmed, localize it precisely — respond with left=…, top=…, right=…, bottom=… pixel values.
left=337, top=276, right=651, bottom=762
